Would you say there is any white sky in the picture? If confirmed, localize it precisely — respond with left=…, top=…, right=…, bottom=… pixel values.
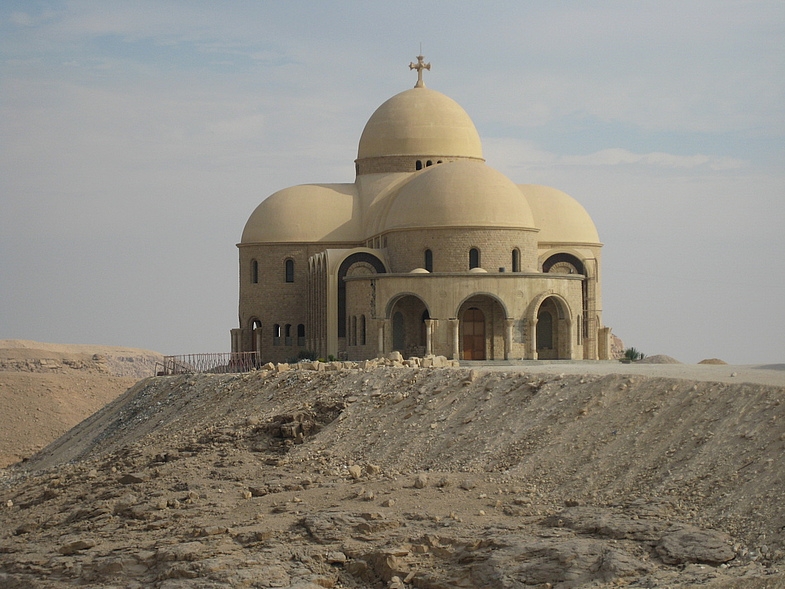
left=1, top=1, right=783, bottom=364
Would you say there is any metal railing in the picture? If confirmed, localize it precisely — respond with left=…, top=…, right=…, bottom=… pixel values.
left=155, top=352, right=261, bottom=376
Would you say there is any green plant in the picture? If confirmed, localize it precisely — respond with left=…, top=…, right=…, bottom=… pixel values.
left=623, top=347, right=645, bottom=362
left=327, top=354, right=337, bottom=362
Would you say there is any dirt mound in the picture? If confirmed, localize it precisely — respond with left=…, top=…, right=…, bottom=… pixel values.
left=637, top=354, right=682, bottom=364
left=700, top=358, right=729, bottom=365
left=1, top=365, right=783, bottom=588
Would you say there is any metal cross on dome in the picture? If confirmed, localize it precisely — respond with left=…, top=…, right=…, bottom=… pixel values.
left=409, top=54, right=431, bottom=88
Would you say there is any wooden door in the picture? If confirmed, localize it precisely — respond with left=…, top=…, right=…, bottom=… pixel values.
left=462, top=308, right=485, bottom=360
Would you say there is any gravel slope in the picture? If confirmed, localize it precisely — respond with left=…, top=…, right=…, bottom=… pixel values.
left=1, top=361, right=783, bottom=588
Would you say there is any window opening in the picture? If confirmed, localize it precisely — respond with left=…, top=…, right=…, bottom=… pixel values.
left=424, top=249, right=433, bottom=272
left=273, top=324, right=281, bottom=346
left=469, top=248, right=480, bottom=269
left=251, top=260, right=258, bottom=283
left=416, top=160, right=423, bottom=170
left=285, top=259, right=294, bottom=283
left=297, top=324, right=305, bottom=347
left=360, top=315, right=366, bottom=345
left=512, top=248, right=520, bottom=272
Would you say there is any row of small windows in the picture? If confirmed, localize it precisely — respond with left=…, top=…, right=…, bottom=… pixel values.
left=254, top=248, right=524, bottom=282
left=272, top=323, right=305, bottom=347
left=415, top=159, right=443, bottom=170
left=421, top=248, right=521, bottom=272
left=250, top=259, right=295, bottom=284
left=347, top=315, right=367, bottom=346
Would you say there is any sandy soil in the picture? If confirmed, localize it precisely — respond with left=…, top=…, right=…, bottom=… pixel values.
left=1, top=355, right=784, bottom=588
left=0, top=340, right=162, bottom=467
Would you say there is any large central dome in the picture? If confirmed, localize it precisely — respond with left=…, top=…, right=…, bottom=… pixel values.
left=357, top=87, right=484, bottom=161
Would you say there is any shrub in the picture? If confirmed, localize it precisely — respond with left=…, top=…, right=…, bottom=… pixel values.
left=623, top=347, right=645, bottom=362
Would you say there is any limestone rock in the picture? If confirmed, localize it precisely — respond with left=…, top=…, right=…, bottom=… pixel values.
left=58, top=537, right=96, bottom=555
left=656, top=525, right=735, bottom=564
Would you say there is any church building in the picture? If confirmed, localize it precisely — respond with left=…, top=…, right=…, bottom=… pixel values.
left=231, top=56, right=612, bottom=363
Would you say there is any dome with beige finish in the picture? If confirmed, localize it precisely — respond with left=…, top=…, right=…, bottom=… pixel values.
left=381, top=160, right=536, bottom=232
left=357, top=87, right=484, bottom=160
left=241, top=184, right=360, bottom=244
left=521, top=184, right=601, bottom=244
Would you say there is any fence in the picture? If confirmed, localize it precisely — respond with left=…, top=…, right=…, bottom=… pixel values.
left=155, top=352, right=261, bottom=376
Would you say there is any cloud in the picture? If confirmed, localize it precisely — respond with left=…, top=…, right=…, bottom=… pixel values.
left=560, top=149, right=747, bottom=170
left=483, top=139, right=747, bottom=173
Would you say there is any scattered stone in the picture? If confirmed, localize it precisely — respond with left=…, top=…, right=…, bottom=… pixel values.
left=348, top=465, right=363, bottom=480
left=118, top=472, right=147, bottom=485
left=459, top=479, right=476, bottom=491
left=414, top=473, right=428, bottom=489
left=59, top=537, right=96, bottom=555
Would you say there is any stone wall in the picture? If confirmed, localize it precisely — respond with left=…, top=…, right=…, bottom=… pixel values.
left=384, top=228, right=539, bottom=274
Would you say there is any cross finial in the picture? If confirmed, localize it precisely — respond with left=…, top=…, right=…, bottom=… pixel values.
left=409, top=54, right=431, bottom=88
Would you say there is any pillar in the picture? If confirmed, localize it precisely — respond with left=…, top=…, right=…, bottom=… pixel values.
left=424, top=319, right=437, bottom=356
left=377, top=319, right=388, bottom=358
left=449, top=318, right=460, bottom=360
left=504, top=318, right=515, bottom=360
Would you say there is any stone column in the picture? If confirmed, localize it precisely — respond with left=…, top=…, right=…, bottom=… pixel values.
left=254, top=328, right=263, bottom=356
left=424, top=319, right=437, bottom=356
left=377, top=319, right=388, bottom=358
left=449, top=319, right=460, bottom=360
left=504, top=318, right=515, bottom=360
left=528, top=318, right=538, bottom=360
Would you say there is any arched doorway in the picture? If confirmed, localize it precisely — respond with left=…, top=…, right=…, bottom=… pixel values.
left=536, top=296, right=571, bottom=359
left=462, top=307, right=485, bottom=360
left=457, top=295, right=507, bottom=360
left=387, top=294, right=429, bottom=358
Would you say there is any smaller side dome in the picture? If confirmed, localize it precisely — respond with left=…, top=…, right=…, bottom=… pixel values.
left=381, top=161, right=536, bottom=232
left=241, top=184, right=359, bottom=244
left=521, top=185, right=601, bottom=244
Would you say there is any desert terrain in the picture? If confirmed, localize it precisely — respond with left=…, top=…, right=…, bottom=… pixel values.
left=0, top=340, right=163, bottom=467
left=1, top=346, right=784, bottom=588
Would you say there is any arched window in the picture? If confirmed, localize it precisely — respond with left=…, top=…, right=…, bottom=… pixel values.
left=285, top=259, right=294, bottom=283
left=415, top=160, right=423, bottom=170
left=512, top=248, right=520, bottom=273
left=273, top=324, right=281, bottom=346
left=297, top=324, right=305, bottom=347
left=251, top=260, right=258, bottom=284
left=469, top=248, right=480, bottom=269
left=426, top=160, right=433, bottom=167
left=284, top=324, right=292, bottom=346
left=424, top=249, right=433, bottom=272
left=360, top=315, right=366, bottom=346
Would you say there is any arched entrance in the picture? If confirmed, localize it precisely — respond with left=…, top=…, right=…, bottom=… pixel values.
left=462, top=307, right=485, bottom=360
left=457, top=295, right=507, bottom=360
left=387, top=294, right=429, bottom=358
left=536, top=296, right=571, bottom=360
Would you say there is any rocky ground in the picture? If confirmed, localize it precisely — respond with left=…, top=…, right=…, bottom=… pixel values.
left=0, top=340, right=163, bottom=467
left=1, top=357, right=784, bottom=588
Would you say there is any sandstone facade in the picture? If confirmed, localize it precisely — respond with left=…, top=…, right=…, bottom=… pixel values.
left=233, top=57, right=610, bottom=363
